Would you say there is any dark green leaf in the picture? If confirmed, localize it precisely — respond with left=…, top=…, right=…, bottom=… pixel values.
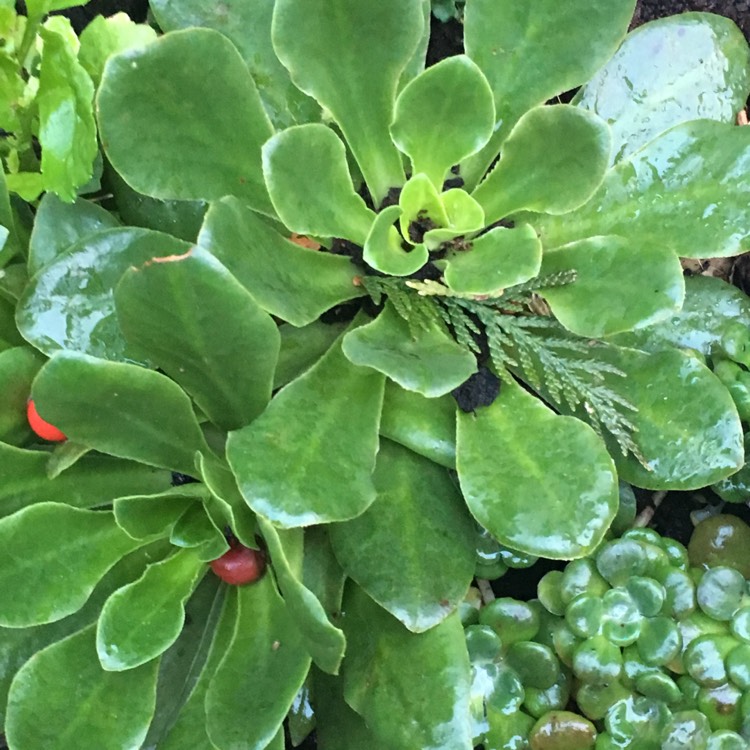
left=275, top=321, right=346, bottom=389
left=170, top=503, right=228, bottom=561
left=0, top=346, right=44, bottom=444
left=113, top=486, right=206, bottom=540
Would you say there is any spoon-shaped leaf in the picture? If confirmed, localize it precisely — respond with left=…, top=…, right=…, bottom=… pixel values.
left=363, top=205, right=428, bottom=276
left=422, top=189, right=485, bottom=249
left=457, top=377, right=618, bottom=559
left=391, top=55, right=495, bottom=190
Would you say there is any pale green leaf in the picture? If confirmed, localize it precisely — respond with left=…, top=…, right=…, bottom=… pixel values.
left=363, top=205, right=428, bottom=276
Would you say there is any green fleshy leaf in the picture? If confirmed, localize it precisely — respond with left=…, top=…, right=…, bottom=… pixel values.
left=462, top=0, right=635, bottom=188
left=391, top=55, right=495, bottom=189
left=342, top=302, right=476, bottom=397
left=113, top=487, right=205, bottom=541
left=272, top=0, right=424, bottom=204
left=25, top=0, right=87, bottom=13
left=32, top=352, right=213, bottom=475
left=342, top=583, right=473, bottom=750
left=472, top=105, right=611, bottom=223
left=302, top=527, right=347, bottom=622
left=5, top=624, right=158, bottom=750
left=149, top=0, right=319, bottom=130
left=17, top=227, right=190, bottom=362
left=115, top=248, right=280, bottom=431
left=169, top=503, right=228, bottom=561
left=363, top=205, right=428, bottom=276
left=575, top=13, right=750, bottom=164
left=444, top=224, right=542, bottom=295
left=0, top=442, right=170, bottom=518
left=0, top=503, right=143, bottom=627
left=199, top=197, right=362, bottom=327
left=457, top=377, right=618, bottom=559
left=422, top=189, right=485, bottom=249
left=98, top=28, right=274, bottom=212
left=227, top=334, right=384, bottom=527
left=97, top=548, right=206, bottom=671
left=262, top=124, right=375, bottom=244
left=379, top=381, right=456, bottom=469
left=398, top=172, right=450, bottom=238
left=38, top=19, right=97, bottom=202
left=28, top=194, right=120, bottom=275
left=530, top=120, right=750, bottom=258
left=258, top=518, right=346, bottom=674
left=78, top=13, right=157, bottom=86
left=45, top=441, right=91, bottom=479
left=274, top=321, right=346, bottom=388
left=0, top=170, right=21, bottom=266
left=539, top=236, right=684, bottom=337
left=330, top=440, right=475, bottom=632
left=0, top=346, right=44, bottom=444
left=205, top=579, right=311, bottom=750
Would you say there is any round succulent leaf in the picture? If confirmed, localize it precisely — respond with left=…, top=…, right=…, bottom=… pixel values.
left=199, top=197, right=362, bottom=327
left=205, top=578, right=311, bottom=750
left=97, top=28, right=274, bottom=212
left=0, top=503, right=143, bottom=627
left=17, top=227, right=190, bottom=363
left=472, top=105, right=612, bottom=223
left=575, top=13, right=750, bottom=165
left=272, top=0, right=424, bottom=204
left=341, top=583, right=473, bottom=750
left=5, top=624, right=158, bottom=750
left=97, top=548, right=206, bottom=671
left=329, top=440, right=476, bottom=632
left=539, top=235, right=684, bottom=337
left=462, top=0, right=635, bottom=188
left=342, top=302, right=477, bottom=398
left=226, top=333, right=384, bottom=527
left=363, top=205, right=428, bottom=276
left=391, top=55, right=495, bottom=189
left=149, top=0, right=319, bottom=130
left=32, top=351, right=213, bottom=476
left=422, top=188, right=485, bottom=249
left=531, top=120, right=750, bottom=258
left=444, top=223, right=541, bottom=296
left=457, top=377, right=618, bottom=559
left=398, top=173, right=450, bottom=240
left=115, top=248, right=280, bottom=431
left=262, top=124, right=375, bottom=244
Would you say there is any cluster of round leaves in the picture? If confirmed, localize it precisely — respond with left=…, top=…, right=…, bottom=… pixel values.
left=465, top=518, right=750, bottom=749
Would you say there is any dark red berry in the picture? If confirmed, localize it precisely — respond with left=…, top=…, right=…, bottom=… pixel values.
left=210, top=543, right=266, bottom=585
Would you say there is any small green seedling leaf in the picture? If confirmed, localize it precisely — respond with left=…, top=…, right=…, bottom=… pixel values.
left=398, top=173, right=450, bottom=240
left=422, top=189, right=484, bottom=249
left=262, top=124, right=375, bottom=245
left=363, top=205, right=428, bottom=276
left=0, top=503, right=143, bottom=627
left=97, top=548, right=206, bottom=671
left=391, top=55, right=495, bottom=189
left=342, top=302, right=477, bottom=397
left=472, top=105, right=612, bottom=223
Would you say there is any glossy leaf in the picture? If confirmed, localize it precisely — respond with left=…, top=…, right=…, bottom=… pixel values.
left=32, top=352, right=212, bottom=475
left=539, top=236, right=684, bottom=337
left=38, top=20, right=97, bottom=202
left=149, top=0, right=319, bottom=130
left=363, top=205, right=428, bottom=276
left=6, top=624, right=157, bottom=750
left=0, top=442, right=170, bottom=518
left=0, top=346, right=44, bottom=444
left=275, top=321, right=346, bottom=388
left=576, top=13, right=750, bottom=164
left=330, top=440, right=475, bottom=632
left=444, top=224, right=541, bottom=296
left=258, top=518, right=346, bottom=674
left=262, top=124, right=375, bottom=244
left=113, top=486, right=205, bottom=541
left=115, top=248, right=280, bottom=430
left=17, top=227, right=190, bottom=362
left=342, top=583, right=473, bottom=750
left=97, top=548, right=206, bottom=671
left=457, top=377, right=618, bottom=559
left=379, top=381, right=456, bottom=469
left=199, top=197, right=362, bottom=327
left=391, top=55, right=495, bottom=189
left=0, top=503, right=143, bottom=627
left=98, top=28, right=274, bottom=212
left=28, top=194, right=119, bottom=275
left=472, top=105, right=611, bottom=223
left=227, top=335, right=384, bottom=527
left=531, top=120, right=750, bottom=258
left=205, top=578, right=311, bottom=750
left=272, top=0, right=424, bottom=203
left=462, top=0, right=635, bottom=188
left=342, top=302, right=476, bottom=397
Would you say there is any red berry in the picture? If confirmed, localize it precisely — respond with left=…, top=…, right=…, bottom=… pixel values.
left=27, top=399, right=66, bottom=442
left=210, top=543, right=266, bottom=585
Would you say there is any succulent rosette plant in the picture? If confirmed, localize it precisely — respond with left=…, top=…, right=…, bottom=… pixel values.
left=2, top=0, right=750, bottom=748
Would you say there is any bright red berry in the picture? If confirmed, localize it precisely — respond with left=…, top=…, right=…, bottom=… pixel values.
left=210, top=542, right=266, bottom=585
left=27, top=399, right=66, bottom=442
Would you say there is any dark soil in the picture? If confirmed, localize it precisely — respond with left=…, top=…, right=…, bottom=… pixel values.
left=632, top=0, right=750, bottom=39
